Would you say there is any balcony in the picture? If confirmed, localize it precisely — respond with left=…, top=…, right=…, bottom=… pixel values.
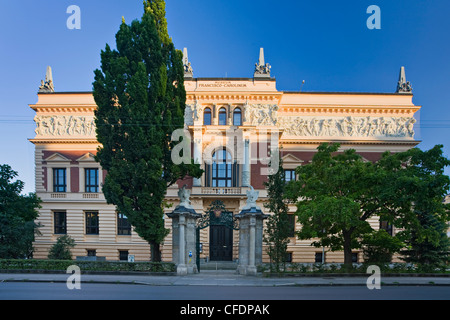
left=184, top=187, right=245, bottom=197
left=42, top=192, right=106, bottom=202
left=201, top=187, right=243, bottom=195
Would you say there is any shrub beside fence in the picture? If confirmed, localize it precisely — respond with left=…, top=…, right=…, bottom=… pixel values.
left=0, top=259, right=176, bottom=273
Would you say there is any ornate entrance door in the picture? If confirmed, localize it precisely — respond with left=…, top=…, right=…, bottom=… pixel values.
left=210, top=224, right=233, bottom=261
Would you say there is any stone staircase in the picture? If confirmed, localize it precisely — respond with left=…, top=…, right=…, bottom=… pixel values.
left=199, top=261, right=238, bottom=271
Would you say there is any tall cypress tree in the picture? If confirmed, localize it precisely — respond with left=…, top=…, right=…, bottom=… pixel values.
left=93, top=1, right=202, bottom=261
left=391, top=145, right=450, bottom=271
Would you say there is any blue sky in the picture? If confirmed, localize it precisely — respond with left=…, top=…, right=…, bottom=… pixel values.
left=0, top=0, right=449, bottom=194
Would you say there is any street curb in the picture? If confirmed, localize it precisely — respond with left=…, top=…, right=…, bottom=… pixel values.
left=2, top=279, right=449, bottom=287
left=263, top=272, right=450, bottom=278
left=0, top=269, right=177, bottom=276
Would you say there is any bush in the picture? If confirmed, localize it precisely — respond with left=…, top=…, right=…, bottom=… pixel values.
left=0, top=259, right=176, bottom=273
left=48, top=235, right=76, bottom=260
left=362, top=230, right=404, bottom=264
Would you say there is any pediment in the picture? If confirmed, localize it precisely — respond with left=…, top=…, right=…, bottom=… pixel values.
left=76, top=153, right=97, bottom=162
left=281, top=153, right=304, bottom=164
left=44, top=153, right=71, bottom=162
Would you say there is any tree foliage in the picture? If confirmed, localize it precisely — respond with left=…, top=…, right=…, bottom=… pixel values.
left=382, top=145, right=450, bottom=270
left=93, top=1, right=202, bottom=261
left=362, top=229, right=404, bottom=264
left=0, top=164, right=41, bottom=259
left=286, top=143, right=450, bottom=267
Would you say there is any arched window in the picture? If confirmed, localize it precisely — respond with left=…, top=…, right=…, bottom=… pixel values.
left=204, top=149, right=240, bottom=188
left=218, top=107, right=227, bottom=125
left=212, top=149, right=232, bottom=187
left=233, top=107, right=242, bottom=126
left=203, top=107, right=211, bottom=125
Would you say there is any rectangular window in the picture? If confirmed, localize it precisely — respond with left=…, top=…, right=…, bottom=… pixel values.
left=117, top=213, right=131, bottom=235
left=119, top=250, right=129, bottom=261
left=315, top=252, right=325, bottom=263
left=285, top=252, right=293, bottom=263
left=284, top=169, right=296, bottom=183
left=53, top=168, right=66, bottom=192
left=87, top=249, right=96, bottom=257
left=380, top=220, right=393, bottom=236
left=54, top=211, right=67, bottom=234
left=287, top=214, right=295, bottom=237
left=85, top=211, right=99, bottom=235
left=85, top=168, right=99, bottom=193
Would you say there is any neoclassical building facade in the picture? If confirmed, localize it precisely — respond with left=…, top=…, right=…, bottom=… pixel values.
left=30, top=49, right=421, bottom=263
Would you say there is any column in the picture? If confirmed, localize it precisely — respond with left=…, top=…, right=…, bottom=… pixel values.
left=193, top=136, right=202, bottom=187
left=236, top=208, right=267, bottom=276
left=178, top=215, right=187, bottom=275
left=242, top=139, right=250, bottom=187
left=166, top=208, right=201, bottom=275
left=248, top=215, right=257, bottom=275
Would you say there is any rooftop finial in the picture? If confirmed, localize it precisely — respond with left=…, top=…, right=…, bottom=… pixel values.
left=254, top=47, right=271, bottom=78
left=183, top=47, right=193, bottom=78
left=258, top=47, right=265, bottom=66
left=39, top=66, right=55, bottom=93
left=396, top=66, right=412, bottom=94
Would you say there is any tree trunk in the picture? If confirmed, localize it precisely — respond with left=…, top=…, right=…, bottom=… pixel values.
left=150, top=242, right=162, bottom=262
left=343, top=232, right=353, bottom=267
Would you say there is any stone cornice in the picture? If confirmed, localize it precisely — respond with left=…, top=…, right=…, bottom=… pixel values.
left=280, top=138, right=421, bottom=146
left=186, top=93, right=281, bottom=104
left=278, top=105, right=420, bottom=116
left=29, top=105, right=97, bottom=113
left=29, top=138, right=99, bottom=145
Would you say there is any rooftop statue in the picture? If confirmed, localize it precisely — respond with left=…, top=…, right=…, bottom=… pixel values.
left=39, top=66, right=55, bottom=93
left=396, top=66, right=413, bottom=93
left=183, top=48, right=193, bottom=78
left=254, top=48, right=271, bottom=78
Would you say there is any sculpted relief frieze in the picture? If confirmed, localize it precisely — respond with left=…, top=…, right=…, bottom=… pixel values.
left=34, top=115, right=96, bottom=138
left=245, top=104, right=278, bottom=126
left=184, top=102, right=416, bottom=139
left=277, top=116, right=416, bottom=139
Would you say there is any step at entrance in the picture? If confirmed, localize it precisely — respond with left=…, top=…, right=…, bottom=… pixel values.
left=200, top=261, right=238, bottom=271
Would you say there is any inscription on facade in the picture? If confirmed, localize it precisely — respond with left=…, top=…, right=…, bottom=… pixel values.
left=198, top=81, right=248, bottom=88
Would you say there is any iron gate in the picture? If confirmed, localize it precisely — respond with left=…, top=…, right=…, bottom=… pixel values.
left=196, top=200, right=239, bottom=272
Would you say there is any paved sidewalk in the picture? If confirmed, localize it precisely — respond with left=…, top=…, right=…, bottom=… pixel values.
left=1, top=270, right=449, bottom=287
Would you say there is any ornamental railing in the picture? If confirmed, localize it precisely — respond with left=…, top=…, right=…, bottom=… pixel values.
left=200, top=187, right=243, bottom=195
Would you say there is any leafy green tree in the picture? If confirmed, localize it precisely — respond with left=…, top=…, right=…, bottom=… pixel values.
left=286, top=143, right=450, bottom=268
left=0, top=164, right=41, bottom=259
left=93, top=1, right=201, bottom=261
left=48, top=235, right=76, bottom=260
left=263, top=153, right=291, bottom=273
left=285, top=143, right=404, bottom=266
left=362, top=229, right=404, bottom=264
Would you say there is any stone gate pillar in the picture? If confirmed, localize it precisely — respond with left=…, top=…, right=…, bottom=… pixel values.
left=237, top=187, right=268, bottom=276
left=166, top=186, right=200, bottom=275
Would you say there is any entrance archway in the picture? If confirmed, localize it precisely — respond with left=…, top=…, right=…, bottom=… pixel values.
left=196, top=200, right=239, bottom=271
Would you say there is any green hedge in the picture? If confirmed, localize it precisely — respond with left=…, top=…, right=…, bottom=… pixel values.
left=259, top=262, right=450, bottom=274
left=0, top=259, right=176, bottom=273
